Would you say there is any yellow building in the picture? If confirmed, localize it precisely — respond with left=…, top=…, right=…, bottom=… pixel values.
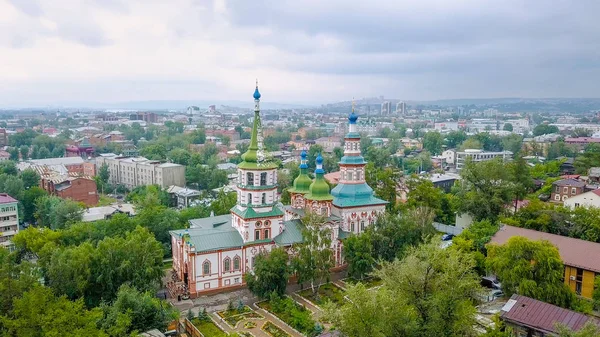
left=491, top=225, right=599, bottom=299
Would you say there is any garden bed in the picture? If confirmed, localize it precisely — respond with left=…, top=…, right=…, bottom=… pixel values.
left=191, top=318, right=227, bottom=337
left=217, top=305, right=263, bottom=328
left=298, top=283, right=346, bottom=306
left=261, top=321, right=291, bottom=337
left=257, top=295, right=317, bottom=336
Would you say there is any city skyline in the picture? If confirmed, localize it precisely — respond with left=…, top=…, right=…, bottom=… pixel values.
left=1, top=0, right=599, bottom=107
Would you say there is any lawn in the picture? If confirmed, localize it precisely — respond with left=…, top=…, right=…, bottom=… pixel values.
left=97, top=194, right=117, bottom=206
left=191, top=318, right=227, bottom=337
left=298, top=283, right=346, bottom=306
left=261, top=321, right=290, bottom=337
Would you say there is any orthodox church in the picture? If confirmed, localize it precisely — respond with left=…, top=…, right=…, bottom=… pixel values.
left=169, top=84, right=387, bottom=297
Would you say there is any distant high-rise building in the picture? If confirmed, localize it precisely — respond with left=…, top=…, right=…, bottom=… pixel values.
left=381, top=101, right=392, bottom=115
left=396, top=101, right=407, bottom=114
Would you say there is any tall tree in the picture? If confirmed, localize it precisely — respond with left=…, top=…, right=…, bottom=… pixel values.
left=20, top=169, right=40, bottom=189
left=292, top=213, right=333, bottom=294
left=245, top=247, right=290, bottom=299
left=508, top=155, right=534, bottom=212
left=343, top=233, right=375, bottom=280
left=487, top=236, right=576, bottom=309
left=423, top=131, right=443, bottom=155
left=329, top=239, right=480, bottom=337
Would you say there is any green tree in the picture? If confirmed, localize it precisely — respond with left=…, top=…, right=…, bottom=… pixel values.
left=533, top=124, right=559, bottom=136
left=329, top=239, right=480, bottom=337
left=292, top=213, right=333, bottom=294
left=0, top=174, right=24, bottom=199
left=8, top=147, right=19, bottom=161
left=0, top=161, right=18, bottom=175
left=46, top=243, right=94, bottom=300
left=343, top=233, right=375, bottom=280
left=487, top=236, right=576, bottom=308
left=445, top=130, right=467, bottom=149
left=1, top=286, right=108, bottom=337
left=501, top=134, right=523, bottom=154
left=458, top=159, right=513, bottom=222
left=503, top=123, right=513, bottom=132
left=245, top=247, right=290, bottom=299
left=98, top=163, right=110, bottom=186
left=21, top=187, right=48, bottom=223
left=167, top=148, right=191, bottom=165
left=99, top=284, right=178, bottom=335
left=20, top=169, right=40, bottom=189
left=459, top=137, right=483, bottom=150
left=0, top=248, right=40, bottom=314
left=19, top=145, right=29, bottom=159
left=35, top=196, right=83, bottom=230
left=423, top=131, right=443, bottom=155
left=556, top=322, right=600, bottom=337
left=508, top=155, right=534, bottom=213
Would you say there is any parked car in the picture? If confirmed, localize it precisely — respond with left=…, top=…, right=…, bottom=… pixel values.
left=441, top=233, right=454, bottom=241
left=481, top=276, right=502, bottom=290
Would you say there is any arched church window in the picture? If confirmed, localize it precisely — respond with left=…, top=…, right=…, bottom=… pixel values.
left=233, top=256, right=241, bottom=271
left=260, top=172, right=267, bottom=186
left=360, top=221, right=365, bottom=231
left=255, top=230, right=261, bottom=240
left=264, top=229, right=270, bottom=239
left=351, top=222, right=355, bottom=232
left=223, top=258, right=231, bottom=272
left=202, top=261, right=211, bottom=275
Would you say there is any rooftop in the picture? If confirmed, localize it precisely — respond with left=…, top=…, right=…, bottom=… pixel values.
left=553, top=178, right=586, bottom=188
left=501, top=294, right=599, bottom=334
left=0, top=193, right=17, bottom=204
left=490, top=225, right=600, bottom=273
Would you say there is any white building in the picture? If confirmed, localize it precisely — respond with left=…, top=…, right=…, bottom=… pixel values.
left=456, top=149, right=513, bottom=171
left=442, top=149, right=456, bottom=164
left=95, top=155, right=185, bottom=190
left=563, top=190, right=600, bottom=209
left=0, top=194, right=19, bottom=250
left=381, top=101, right=392, bottom=115
left=396, top=101, right=407, bottom=114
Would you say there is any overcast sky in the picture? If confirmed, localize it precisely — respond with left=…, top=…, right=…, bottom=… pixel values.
left=1, top=0, right=599, bottom=106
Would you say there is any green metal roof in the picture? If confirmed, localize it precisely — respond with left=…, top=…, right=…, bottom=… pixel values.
left=338, top=230, right=353, bottom=240
left=345, top=132, right=361, bottom=138
left=230, top=205, right=285, bottom=220
left=331, top=183, right=388, bottom=207
left=237, top=161, right=278, bottom=169
left=273, top=219, right=305, bottom=246
left=170, top=218, right=244, bottom=253
left=239, top=109, right=277, bottom=169
left=339, top=155, right=367, bottom=165
left=289, top=167, right=312, bottom=194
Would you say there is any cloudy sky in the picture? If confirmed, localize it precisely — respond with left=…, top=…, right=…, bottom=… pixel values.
left=1, top=0, right=599, bottom=106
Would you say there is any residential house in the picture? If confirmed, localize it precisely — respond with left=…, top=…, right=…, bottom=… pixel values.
left=490, top=225, right=600, bottom=298
left=500, top=294, right=599, bottom=337
left=0, top=194, right=19, bottom=250
left=81, top=203, right=136, bottom=222
left=0, top=150, right=11, bottom=161
left=551, top=179, right=585, bottom=203
left=41, top=175, right=99, bottom=206
left=315, top=137, right=342, bottom=153
left=95, top=154, right=185, bottom=189
left=563, top=189, right=600, bottom=209
left=167, top=186, right=201, bottom=209
left=564, top=137, right=600, bottom=152
left=429, top=173, right=460, bottom=192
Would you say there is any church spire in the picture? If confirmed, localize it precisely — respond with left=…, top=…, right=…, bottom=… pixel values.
left=289, top=150, right=312, bottom=194
left=240, top=81, right=275, bottom=169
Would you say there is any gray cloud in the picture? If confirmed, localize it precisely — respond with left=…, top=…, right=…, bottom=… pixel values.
left=1, top=0, right=600, bottom=105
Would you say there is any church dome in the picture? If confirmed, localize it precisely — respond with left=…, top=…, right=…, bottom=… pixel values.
left=253, top=87, right=261, bottom=100
left=348, top=111, right=358, bottom=124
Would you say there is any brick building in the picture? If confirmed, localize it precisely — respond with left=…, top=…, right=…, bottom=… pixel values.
left=41, top=175, right=99, bottom=206
left=0, top=129, right=7, bottom=147
left=551, top=178, right=585, bottom=203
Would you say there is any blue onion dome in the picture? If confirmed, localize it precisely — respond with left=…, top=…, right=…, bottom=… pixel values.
left=349, top=111, right=358, bottom=123
left=253, top=86, right=261, bottom=100
left=301, top=150, right=307, bottom=159
left=316, top=154, right=323, bottom=165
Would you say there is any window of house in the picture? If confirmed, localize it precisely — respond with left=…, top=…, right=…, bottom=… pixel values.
left=563, top=187, right=568, bottom=193
left=234, top=278, right=240, bottom=284
left=562, top=195, right=568, bottom=201
left=260, top=172, right=267, bottom=186
left=255, top=230, right=261, bottom=240
left=555, top=185, right=560, bottom=192
left=576, top=268, right=584, bottom=295
left=225, top=279, right=230, bottom=286
left=264, top=229, right=270, bottom=239
left=262, top=193, right=266, bottom=204
left=202, top=261, right=210, bottom=276
left=555, top=194, right=560, bottom=201
left=571, top=187, right=577, bottom=195
left=223, top=258, right=231, bottom=272
left=233, top=256, right=241, bottom=271
left=247, top=172, right=254, bottom=185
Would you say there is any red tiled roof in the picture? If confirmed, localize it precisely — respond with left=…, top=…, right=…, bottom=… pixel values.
left=592, top=190, right=600, bottom=197
left=553, top=178, right=585, bottom=188
left=501, top=295, right=598, bottom=334
left=490, top=225, right=600, bottom=273
left=0, top=193, right=17, bottom=204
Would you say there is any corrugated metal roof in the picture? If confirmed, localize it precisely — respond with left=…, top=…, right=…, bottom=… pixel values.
left=490, top=225, right=600, bottom=273
left=501, top=294, right=598, bottom=334
left=273, top=220, right=304, bottom=246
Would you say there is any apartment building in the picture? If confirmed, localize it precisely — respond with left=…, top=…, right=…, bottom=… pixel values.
left=551, top=179, right=585, bottom=203
left=0, top=194, right=19, bottom=250
left=455, top=149, right=512, bottom=171
left=95, top=154, right=185, bottom=190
